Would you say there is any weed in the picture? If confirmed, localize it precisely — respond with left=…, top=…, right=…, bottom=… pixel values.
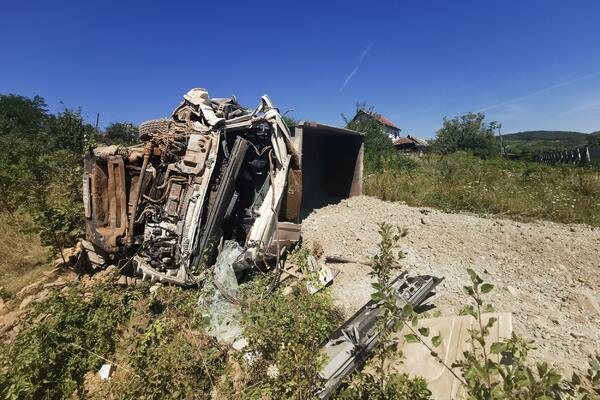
left=240, top=279, right=339, bottom=399
left=339, top=223, right=432, bottom=400
left=450, top=269, right=598, bottom=399
left=105, top=317, right=226, bottom=400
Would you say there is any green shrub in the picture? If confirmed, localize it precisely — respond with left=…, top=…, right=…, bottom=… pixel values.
left=241, top=281, right=339, bottom=399
left=452, top=268, right=600, bottom=399
left=107, top=317, right=225, bottom=400
left=32, top=198, right=83, bottom=259
left=0, top=283, right=139, bottom=400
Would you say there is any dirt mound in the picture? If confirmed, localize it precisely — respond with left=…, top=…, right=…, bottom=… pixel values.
left=302, top=196, right=600, bottom=374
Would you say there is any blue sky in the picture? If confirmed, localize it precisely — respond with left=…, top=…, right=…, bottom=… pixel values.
left=1, top=0, right=600, bottom=138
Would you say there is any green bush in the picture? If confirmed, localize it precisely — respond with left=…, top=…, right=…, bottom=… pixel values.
left=241, top=281, right=339, bottom=399
left=339, top=223, right=432, bottom=400
left=452, top=268, right=600, bottom=399
left=107, top=317, right=225, bottom=400
left=0, top=93, right=138, bottom=259
left=0, top=283, right=139, bottom=400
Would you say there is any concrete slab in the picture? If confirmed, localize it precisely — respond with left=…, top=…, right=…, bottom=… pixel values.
left=393, top=312, right=512, bottom=400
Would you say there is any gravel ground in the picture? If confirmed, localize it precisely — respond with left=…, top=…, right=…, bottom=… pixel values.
left=302, top=196, right=600, bottom=375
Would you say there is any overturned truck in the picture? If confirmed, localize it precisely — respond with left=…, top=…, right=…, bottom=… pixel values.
left=81, top=89, right=364, bottom=285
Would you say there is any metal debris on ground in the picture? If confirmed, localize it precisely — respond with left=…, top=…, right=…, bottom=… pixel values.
left=315, top=274, right=444, bottom=399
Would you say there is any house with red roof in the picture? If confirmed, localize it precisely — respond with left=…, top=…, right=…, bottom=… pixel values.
left=351, top=109, right=401, bottom=139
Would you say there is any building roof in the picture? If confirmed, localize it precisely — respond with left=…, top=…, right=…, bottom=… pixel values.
left=354, top=109, right=400, bottom=130
left=372, top=113, right=400, bottom=130
left=407, top=135, right=428, bottom=146
left=393, top=137, right=414, bottom=145
left=393, top=135, right=429, bottom=147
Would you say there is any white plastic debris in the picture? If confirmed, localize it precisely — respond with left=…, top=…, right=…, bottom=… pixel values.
left=149, top=282, right=163, bottom=295
left=98, top=364, right=114, bottom=380
left=306, top=265, right=340, bottom=294
left=232, top=337, right=248, bottom=351
left=243, top=352, right=257, bottom=365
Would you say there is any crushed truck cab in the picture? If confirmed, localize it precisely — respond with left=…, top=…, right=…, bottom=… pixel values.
left=82, top=89, right=363, bottom=285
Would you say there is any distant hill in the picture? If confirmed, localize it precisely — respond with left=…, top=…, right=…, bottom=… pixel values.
left=501, top=130, right=599, bottom=158
left=503, top=130, right=590, bottom=141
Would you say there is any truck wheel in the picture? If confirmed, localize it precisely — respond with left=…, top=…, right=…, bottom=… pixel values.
left=139, top=118, right=170, bottom=140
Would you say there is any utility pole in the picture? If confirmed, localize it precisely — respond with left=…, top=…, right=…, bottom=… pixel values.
left=498, top=123, right=504, bottom=158
left=95, top=112, right=100, bottom=134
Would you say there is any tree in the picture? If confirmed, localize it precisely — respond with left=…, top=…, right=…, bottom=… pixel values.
left=0, top=93, right=135, bottom=254
left=45, top=107, right=96, bottom=155
left=587, top=131, right=600, bottom=146
left=432, top=112, right=499, bottom=159
left=102, top=122, right=139, bottom=145
left=0, top=94, right=48, bottom=137
left=282, top=115, right=298, bottom=128
left=344, top=104, right=397, bottom=172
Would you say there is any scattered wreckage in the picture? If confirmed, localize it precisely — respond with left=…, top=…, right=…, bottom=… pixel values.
left=78, top=88, right=446, bottom=396
left=316, top=274, right=443, bottom=399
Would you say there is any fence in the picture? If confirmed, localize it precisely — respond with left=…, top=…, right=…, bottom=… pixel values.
left=537, top=144, right=599, bottom=165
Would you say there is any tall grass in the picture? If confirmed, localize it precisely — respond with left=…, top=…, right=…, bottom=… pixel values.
left=0, top=213, right=50, bottom=295
left=364, top=152, right=600, bottom=226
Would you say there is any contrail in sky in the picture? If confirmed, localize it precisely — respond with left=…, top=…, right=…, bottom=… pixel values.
left=477, top=71, right=600, bottom=112
left=339, top=41, right=375, bottom=92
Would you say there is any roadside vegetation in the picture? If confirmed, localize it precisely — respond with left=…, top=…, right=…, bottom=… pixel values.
left=0, top=94, right=138, bottom=295
left=349, top=105, right=600, bottom=227
left=364, top=152, right=600, bottom=226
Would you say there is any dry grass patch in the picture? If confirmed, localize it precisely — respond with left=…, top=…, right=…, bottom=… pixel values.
left=0, top=213, right=50, bottom=296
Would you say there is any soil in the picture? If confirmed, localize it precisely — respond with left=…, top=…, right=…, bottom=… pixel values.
left=302, top=196, right=600, bottom=375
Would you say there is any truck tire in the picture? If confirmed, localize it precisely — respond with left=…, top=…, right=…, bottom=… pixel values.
left=139, top=118, right=170, bottom=140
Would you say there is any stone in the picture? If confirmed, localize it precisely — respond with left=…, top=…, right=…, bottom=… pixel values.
left=506, top=286, right=519, bottom=296
left=570, top=332, right=585, bottom=339
left=149, top=283, right=163, bottom=294
left=16, top=281, right=44, bottom=298
left=19, top=295, right=34, bottom=310
left=232, top=337, right=248, bottom=351
left=43, top=279, right=67, bottom=290
left=42, top=268, right=61, bottom=278
left=576, top=293, right=600, bottom=317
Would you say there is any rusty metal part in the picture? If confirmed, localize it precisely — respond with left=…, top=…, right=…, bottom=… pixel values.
left=126, top=144, right=152, bottom=246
